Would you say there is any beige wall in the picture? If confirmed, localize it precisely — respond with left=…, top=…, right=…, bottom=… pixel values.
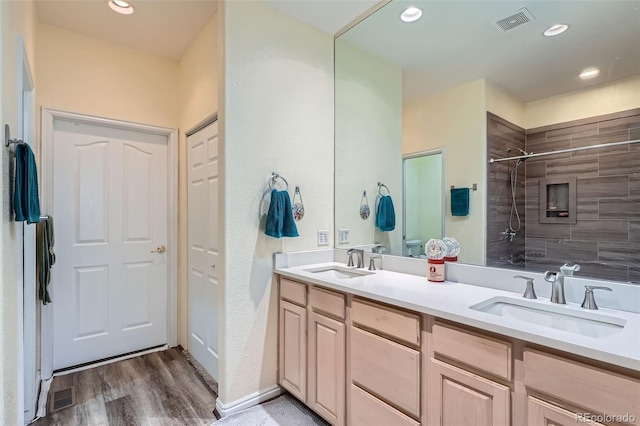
left=403, top=79, right=487, bottom=265
left=219, top=0, right=334, bottom=407
left=334, top=40, right=403, bottom=254
left=177, top=14, right=218, bottom=348
left=525, top=76, right=640, bottom=129
left=1, top=1, right=38, bottom=423
left=486, top=81, right=525, bottom=129
left=36, top=24, right=179, bottom=129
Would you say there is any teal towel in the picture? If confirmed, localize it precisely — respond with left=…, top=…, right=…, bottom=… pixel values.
left=265, top=190, right=299, bottom=238
left=451, top=188, right=470, bottom=216
left=37, top=216, right=55, bottom=305
left=14, top=143, right=41, bottom=224
left=375, top=195, right=396, bottom=231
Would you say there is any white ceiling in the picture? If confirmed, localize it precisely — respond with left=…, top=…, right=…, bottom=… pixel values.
left=338, top=0, right=640, bottom=103
left=265, top=0, right=382, bottom=35
left=36, top=0, right=218, bottom=61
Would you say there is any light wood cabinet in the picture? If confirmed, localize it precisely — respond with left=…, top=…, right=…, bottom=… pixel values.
left=278, top=300, right=306, bottom=402
left=428, top=358, right=510, bottom=426
left=528, top=397, right=606, bottom=426
left=277, top=275, right=639, bottom=426
left=308, top=310, right=346, bottom=426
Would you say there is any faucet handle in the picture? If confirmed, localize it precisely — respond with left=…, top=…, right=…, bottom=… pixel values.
left=560, top=263, right=581, bottom=276
left=346, top=249, right=355, bottom=267
left=514, top=275, right=537, bottom=299
left=369, top=255, right=381, bottom=271
left=581, top=286, right=612, bottom=310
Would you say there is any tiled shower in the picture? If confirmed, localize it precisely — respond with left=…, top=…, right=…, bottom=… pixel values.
left=487, top=109, right=640, bottom=282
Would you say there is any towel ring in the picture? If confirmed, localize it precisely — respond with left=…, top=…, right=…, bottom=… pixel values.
left=377, top=182, right=390, bottom=196
left=269, top=173, right=289, bottom=190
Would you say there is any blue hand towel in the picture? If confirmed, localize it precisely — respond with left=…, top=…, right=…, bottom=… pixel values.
left=265, top=189, right=299, bottom=238
left=14, top=143, right=41, bottom=224
left=375, top=195, right=396, bottom=231
left=450, top=188, right=470, bottom=216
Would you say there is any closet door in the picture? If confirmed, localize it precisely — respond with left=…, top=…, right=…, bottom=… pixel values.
left=187, top=120, right=219, bottom=380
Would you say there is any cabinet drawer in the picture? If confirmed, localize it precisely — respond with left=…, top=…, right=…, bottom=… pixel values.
left=432, top=322, right=512, bottom=380
left=309, top=286, right=345, bottom=320
left=528, top=397, right=605, bottom=426
left=352, top=298, right=420, bottom=346
left=351, top=327, right=421, bottom=418
left=350, top=384, right=419, bottom=426
left=524, top=349, right=640, bottom=426
left=280, top=278, right=306, bottom=306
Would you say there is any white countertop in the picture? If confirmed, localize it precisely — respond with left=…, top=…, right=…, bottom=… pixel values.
left=275, top=261, right=640, bottom=372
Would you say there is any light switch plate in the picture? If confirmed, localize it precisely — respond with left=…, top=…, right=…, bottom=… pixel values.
left=339, top=229, right=349, bottom=244
left=317, top=230, right=329, bottom=246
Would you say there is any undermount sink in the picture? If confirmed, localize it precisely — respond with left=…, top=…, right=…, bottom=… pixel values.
left=469, top=296, right=626, bottom=338
left=304, top=266, right=374, bottom=279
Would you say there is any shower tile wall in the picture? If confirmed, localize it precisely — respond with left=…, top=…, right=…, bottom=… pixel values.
left=486, top=113, right=526, bottom=269
left=524, top=109, right=640, bottom=282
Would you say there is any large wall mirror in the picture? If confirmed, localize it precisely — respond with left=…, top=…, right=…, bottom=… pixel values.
left=335, top=0, right=640, bottom=283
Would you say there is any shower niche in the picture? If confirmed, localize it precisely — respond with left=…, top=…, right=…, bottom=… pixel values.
left=539, top=176, right=576, bottom=224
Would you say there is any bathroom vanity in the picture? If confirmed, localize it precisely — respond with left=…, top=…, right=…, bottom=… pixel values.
left=275, top=253, right=640, bottom=426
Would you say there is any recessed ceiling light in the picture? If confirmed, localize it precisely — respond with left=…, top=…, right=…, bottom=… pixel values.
left=543, top=24, right=569, bottom=37
left=400, top=7, right=423, bottom=23
left=579, top=68, right=600, bottom=79
left=108, top=0, right=135, bottom=15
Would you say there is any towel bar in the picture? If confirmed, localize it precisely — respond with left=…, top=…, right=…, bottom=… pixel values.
left=451, top=184, right=477, bottom=191
left=269, top=172, right=289, bottom=190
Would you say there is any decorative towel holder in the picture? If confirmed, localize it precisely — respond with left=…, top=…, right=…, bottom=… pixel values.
left=292, top=186, right=304, bottom=221
left=5, top=124, right=25, bottom=147
left=451, top=184, right=478, bottom=191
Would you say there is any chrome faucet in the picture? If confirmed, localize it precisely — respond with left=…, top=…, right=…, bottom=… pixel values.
left=347, top=249, right=365, bottom=268
left=372, top=244, right=388, bottom=254
left=544, top=263, right=580, bottom=304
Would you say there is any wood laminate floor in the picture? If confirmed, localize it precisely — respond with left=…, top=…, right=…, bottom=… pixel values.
left=35, top=348, right=217, bottom=426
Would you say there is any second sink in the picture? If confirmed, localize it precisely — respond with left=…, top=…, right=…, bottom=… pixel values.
left=469, top=296, right=626, bottom=338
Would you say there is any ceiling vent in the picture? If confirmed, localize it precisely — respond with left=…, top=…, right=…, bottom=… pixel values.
left=492, top=8, right=535, bottom=32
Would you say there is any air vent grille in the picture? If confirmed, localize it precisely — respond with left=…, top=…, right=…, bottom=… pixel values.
left=493, top=8, right=535, bottom=32
left=50, top=386, right=75, bottom=412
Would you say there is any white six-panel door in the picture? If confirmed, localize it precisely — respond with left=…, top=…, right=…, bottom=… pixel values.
left=187, top=121, right=219, bottom=381
left=52, top=119, right=168, bottom=370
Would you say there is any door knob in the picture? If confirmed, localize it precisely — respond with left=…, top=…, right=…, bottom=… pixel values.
left=151, top=245, right=166, bottom=254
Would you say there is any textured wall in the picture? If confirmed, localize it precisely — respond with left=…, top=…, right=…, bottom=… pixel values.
left=334, top=39, right=403, bottom=254
left=1, top=1, right=37, bottom=424
left=36, top=24, right=179, bottom=129
left=403, top=79, right=487, bottom=265
left=220, top=1, right=334, bottom=405
left=177, top=14, right=218, bottom=348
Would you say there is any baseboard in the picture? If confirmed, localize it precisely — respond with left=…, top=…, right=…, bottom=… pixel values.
left=214, top=385, right=283, bottom=418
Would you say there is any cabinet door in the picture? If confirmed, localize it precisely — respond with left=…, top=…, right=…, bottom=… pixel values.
left=428, top=359, right=510, bottom=426
left=528, top=397, right=605, bottom=426
left=308, top=311, right=345, bottom=425
left=279, top=300, right=307, bottom=402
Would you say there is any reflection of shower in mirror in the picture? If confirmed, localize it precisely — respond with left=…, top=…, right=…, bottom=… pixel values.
left=503, top=148, right=530, bottom=242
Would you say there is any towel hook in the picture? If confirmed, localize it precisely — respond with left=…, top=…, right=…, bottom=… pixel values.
left=5, top=124, right=25, bottom=148
left=269, top=172, right=289, bottom=190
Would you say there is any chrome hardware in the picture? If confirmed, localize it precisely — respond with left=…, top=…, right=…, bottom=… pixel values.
left=544, top=263, right=580, bottom=305
left=581, top=286, right=612, bottom=310
left=372, top=244, right=388, bottom=254
left=369, top=255, right=381, bottom=271
left=347, top=248, right=364, bottom=268
left=514, top=275, right=537, bottom=299
left=150, top=245, right=166, bottom=254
